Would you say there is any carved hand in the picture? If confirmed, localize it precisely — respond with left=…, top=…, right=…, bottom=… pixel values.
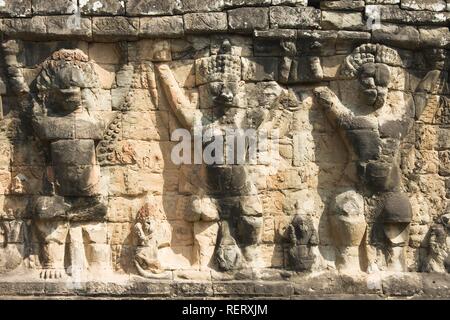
left=313, top=87, right=353, bottom=127
left=313, top=87, right=339, bottom=111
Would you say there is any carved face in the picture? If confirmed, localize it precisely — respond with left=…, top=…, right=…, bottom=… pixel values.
left=208, top=81, right=244, bottom=109
left=45, top=65, right=88, bottom=113
left=429, top=225, right=446, bottom=253
left=291, top=215, right=313, bottom=243
left=37, top=51, right=99, bottom=114
left=142, top=217, right=156, bottom=237
left=358, top=62, right=391, bottom=110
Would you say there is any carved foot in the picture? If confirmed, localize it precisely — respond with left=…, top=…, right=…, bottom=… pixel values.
left=40, top=268, right=65, bottom=279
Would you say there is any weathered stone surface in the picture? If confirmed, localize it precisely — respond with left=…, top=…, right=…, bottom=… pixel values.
left=79, top=0, right=126, bottom=15
left=92, top=17, right=139, bottom=41
left=179, top=0, right=225, bottom=13
left=140, top=16, right=184, bottom=38
left=0, top=0, right=32, bottom=17
left=46, top=15, right=92, bottom=40
left=321, top=1, right=365, bottom=11
left=321, top=11, right=364, bottom=30
left=183, top=12, right=228, bottom=33
left=372, top=24, right=420, bottom=49
left=32, top=0, right=77, bottom=15
left=228, top=7, right=269, bottom=32
left=0, top=0, right=450, bottom=300
left=269, top=6, right=321, bottom=29
left=366, top=5, right=449, bottom=25
left=126, top=0, right=175, bottom=16
left=401, top=0, right=446, bottom=11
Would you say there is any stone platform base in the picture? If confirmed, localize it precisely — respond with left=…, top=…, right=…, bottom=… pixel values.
left=0, top=268, right=449, bottom=299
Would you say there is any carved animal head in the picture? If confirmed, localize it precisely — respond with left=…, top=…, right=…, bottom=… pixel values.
left=36, top=49, right=99, bottom=114
left=341, top=44, right=401, bottom=110
left=289, top=213, right=315, bottom=245
left=196, top=39, right=244, bottom=110
left=429, top=224, right=447, bottom=253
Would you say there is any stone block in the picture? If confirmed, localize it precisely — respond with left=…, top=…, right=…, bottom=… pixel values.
left=32, top=0, right=77, bottom=14
left=242, top=57, right=278, bottom=81
left=172, top=281, right=214, bottom=296
left=366, top=5, right=449, bottom=26
left=46, top=15, right=92, bottom=40
left=126, top=0, right=175, bottom=16
left=0, top=0, right=32, bottom=17
left=132, top=40, right=172, bottom=62
left=269, top=6, right=320, bottom=29
left=228, top=7, right=269, bottom=32
left=140, top=16, right=184, bottom=38
left=372, top=24, right=420, bottom=49
left=184, top=12, right=228, bottom=33
left=89, top=43, right=121, bottom=64
left=321, top=11, right=364, bottom=30
left=179, top=0, right=225, bottom=13
left=80, top=0, right=126, bottom=15
left=320, top=1, right=365, bottom=11
left=0, top=16, right=47, bottom=39
left=92, top=17, right=139, bottom=41
left=381, top=273, right=424, bottom=296
left=122, top=111, right=169, bottom=141
left=225, top=0, right=272, bottom=7
left=401, top=0, right=446, bottom=11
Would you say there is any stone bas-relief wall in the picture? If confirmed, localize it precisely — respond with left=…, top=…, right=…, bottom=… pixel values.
left=0, top=0, right=449, bottom=299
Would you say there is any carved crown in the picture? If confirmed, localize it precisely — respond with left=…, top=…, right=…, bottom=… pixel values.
left=341, top=44, right=402, bottom=78
left=36, top=49, right=99, bottom=91
left=195, top=40, right=242, bottom=85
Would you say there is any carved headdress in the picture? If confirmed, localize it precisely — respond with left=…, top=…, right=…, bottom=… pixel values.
left=36, top=49, right=99, bottom=91
left=341, top=44, right=402, bottom=78
left=195, top=39, right=242, bottom=85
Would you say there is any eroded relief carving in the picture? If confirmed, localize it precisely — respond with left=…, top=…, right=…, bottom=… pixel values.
left=31, top=49, right=111, bottom=279
left=286, top=201, right=318, bottom=272
left=314, top=44, right=416, bottom=272
left=157, top=40, right=266, bottom=271
left=0, top=32, right=448, bottom=291
left=423, top=212, right=449, bottom=273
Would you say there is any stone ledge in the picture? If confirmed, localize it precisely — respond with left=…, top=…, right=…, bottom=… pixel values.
left=0, top=2, right=447, bottom=48
left=0, top=271, right=448, bottom=299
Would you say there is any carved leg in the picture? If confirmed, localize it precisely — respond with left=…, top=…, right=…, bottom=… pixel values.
left=386, top=246, right=407, bottom=272
left=238, top=195, right=263, bottom=268
left=335, top=246, right=363, bottom=273
left=215, top=220, right=243, bottom=271
left=35, top=220, right=69, bottom=279
left=82, top=222, right=112, bottom=275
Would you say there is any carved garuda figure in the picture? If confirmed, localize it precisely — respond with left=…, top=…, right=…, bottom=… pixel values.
left=286, top=201, right=318, bottom=272
left=134, top=204, right=164, bottom=277
left=1, top=41, right=119, bottom=279
left=157, top=39, right=297, bottom=271
left=423, top=213, right=450, bottom=273
left=314, top=44, right=416, bottom=271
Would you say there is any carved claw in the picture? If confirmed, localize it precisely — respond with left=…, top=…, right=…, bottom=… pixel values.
left=40, top=268, right=64, bottom=280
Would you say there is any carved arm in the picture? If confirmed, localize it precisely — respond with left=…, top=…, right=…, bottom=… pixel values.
left=156, top=63, right=201, bottom=130
left=133, top=223, right=147, bottom=246
left=1, top=40, right=29, bottom=95
left=313, top=87, right=354, bottom=129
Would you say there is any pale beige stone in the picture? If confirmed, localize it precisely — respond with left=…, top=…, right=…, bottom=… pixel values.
left=89, top=43, right=121, bottom=64
left=159, top=246, right=194, bottom=270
